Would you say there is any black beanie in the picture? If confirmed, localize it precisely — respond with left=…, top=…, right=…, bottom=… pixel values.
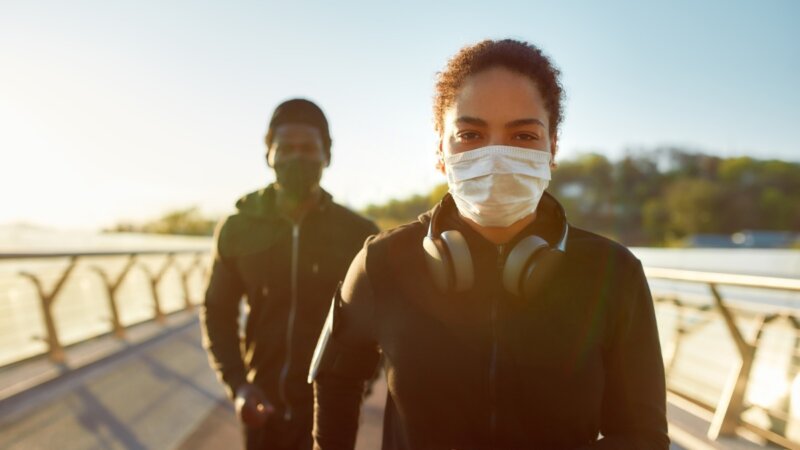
left=266, top=98, right=332, bottom=159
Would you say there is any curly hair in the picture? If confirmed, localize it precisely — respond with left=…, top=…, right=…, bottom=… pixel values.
left=433, top=39, right=565, bottom=139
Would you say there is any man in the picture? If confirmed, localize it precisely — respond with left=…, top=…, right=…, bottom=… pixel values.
left=311, top=40, right=668, bottom=449
left=201, top=98, right=379, bottom=450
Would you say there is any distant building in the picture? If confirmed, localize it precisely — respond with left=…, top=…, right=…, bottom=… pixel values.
left=685, top=231, right=800, bottom=249
left=684, top=234, right=738, bottom=248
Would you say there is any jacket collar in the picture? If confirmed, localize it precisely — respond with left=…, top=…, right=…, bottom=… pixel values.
left=420, top=191, right=568, bottom=255
left=235, top=183, right=333, bottom=221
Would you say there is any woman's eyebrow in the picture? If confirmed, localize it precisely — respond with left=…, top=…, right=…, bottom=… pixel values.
left=506, top=118, right=545, bottom=128
left=455, top=116, right=488, bottom=126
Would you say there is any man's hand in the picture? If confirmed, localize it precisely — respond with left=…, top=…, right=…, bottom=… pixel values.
left=235, top=383, right=275, bottom=427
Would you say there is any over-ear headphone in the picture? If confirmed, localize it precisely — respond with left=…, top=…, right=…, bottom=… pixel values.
left=422, top=193, right=568, bottom=299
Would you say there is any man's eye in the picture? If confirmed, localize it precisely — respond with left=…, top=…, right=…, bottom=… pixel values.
left=515, top=133, right=539, bottom=141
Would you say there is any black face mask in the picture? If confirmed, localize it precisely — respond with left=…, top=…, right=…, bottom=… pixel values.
left=274, top=158, right=324, bottom=200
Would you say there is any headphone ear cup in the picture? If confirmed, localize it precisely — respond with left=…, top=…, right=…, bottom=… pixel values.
left=520, top=248, right=565, bottom=299
left=440, top=230, right=474, bottom=292
left=423, top=235, right=453, bottom=292
left=503, top=235, right=549, bottom=296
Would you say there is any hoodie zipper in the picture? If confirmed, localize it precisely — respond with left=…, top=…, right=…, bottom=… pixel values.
left=278, top=223, right=300, bottom=421
left=489, top=244, right=505, bottom=447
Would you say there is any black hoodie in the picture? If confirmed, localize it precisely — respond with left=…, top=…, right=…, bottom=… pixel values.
left=200, top=185, right=378, bottom=424
left=313, top=192, right=669, bottom=450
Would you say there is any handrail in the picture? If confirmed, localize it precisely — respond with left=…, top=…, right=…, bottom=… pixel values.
left=645, top=266, right=800, bottom=292
left=645, top=265, right=800, bottom=449
left=0, top=249, right=210, bottom=260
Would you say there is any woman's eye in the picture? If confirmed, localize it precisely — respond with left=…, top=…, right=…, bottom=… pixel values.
left=457, top=131, right=481, bottom=141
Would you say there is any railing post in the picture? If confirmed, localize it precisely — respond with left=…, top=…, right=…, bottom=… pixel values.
left=179, top=253, right=202, bottom=311
left=666, top=297, right=685, bottom=376
left=18, top=256, right=79, bottom=364
left=707, top=282, right=773, bottom=440
left=92, top=255, right=137, bottom=339
left=141, top=254, right=175, bottom=323
left=659, top=296, right=714, bottom=377
left=179, top=272, right=193, bottom=311
left=770, top=316, right=800, bottom=438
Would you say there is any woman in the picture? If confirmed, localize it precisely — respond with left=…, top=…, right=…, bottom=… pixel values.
left=311, top=39, right=668, bottom=449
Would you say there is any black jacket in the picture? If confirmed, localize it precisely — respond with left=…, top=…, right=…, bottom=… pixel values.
left=313, top=192, right=669, bottom=449
left=200, top=185, right=378, bottom=422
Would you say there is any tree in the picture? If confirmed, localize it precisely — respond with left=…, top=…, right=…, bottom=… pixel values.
left=663, top=179, right=725, bottom=239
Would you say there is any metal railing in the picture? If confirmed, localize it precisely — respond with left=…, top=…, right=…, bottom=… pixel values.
left=647, top=266, right=800, bottom=449
left=0, top=250, right=211, bottom=366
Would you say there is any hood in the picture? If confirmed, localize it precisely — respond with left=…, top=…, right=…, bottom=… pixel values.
left=234, top=184, right=333, bottom=219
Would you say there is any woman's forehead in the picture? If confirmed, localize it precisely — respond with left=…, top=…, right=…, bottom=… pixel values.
left=447, top=67, right=548, bottom=126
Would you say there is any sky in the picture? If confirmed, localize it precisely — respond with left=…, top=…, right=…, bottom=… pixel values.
left=1, top=0, right=798, bottom=230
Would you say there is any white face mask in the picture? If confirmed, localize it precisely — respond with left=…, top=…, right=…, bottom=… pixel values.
left=444, top=145, right=552, bottom=227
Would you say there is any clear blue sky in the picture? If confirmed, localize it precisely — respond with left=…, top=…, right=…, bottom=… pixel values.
left=2, top=0, right=798, bottom=229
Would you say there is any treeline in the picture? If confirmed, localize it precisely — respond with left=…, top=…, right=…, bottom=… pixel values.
left=106, top=207, right=217, bottom=236
left=362, top=148, right=800, bottom=246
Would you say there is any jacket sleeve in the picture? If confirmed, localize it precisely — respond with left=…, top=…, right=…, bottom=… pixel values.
left=313, top=244, right=382, bottom=450
left=200, top=219, right=247, bottom=400
left=580, top=260, right=670, bottom=450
